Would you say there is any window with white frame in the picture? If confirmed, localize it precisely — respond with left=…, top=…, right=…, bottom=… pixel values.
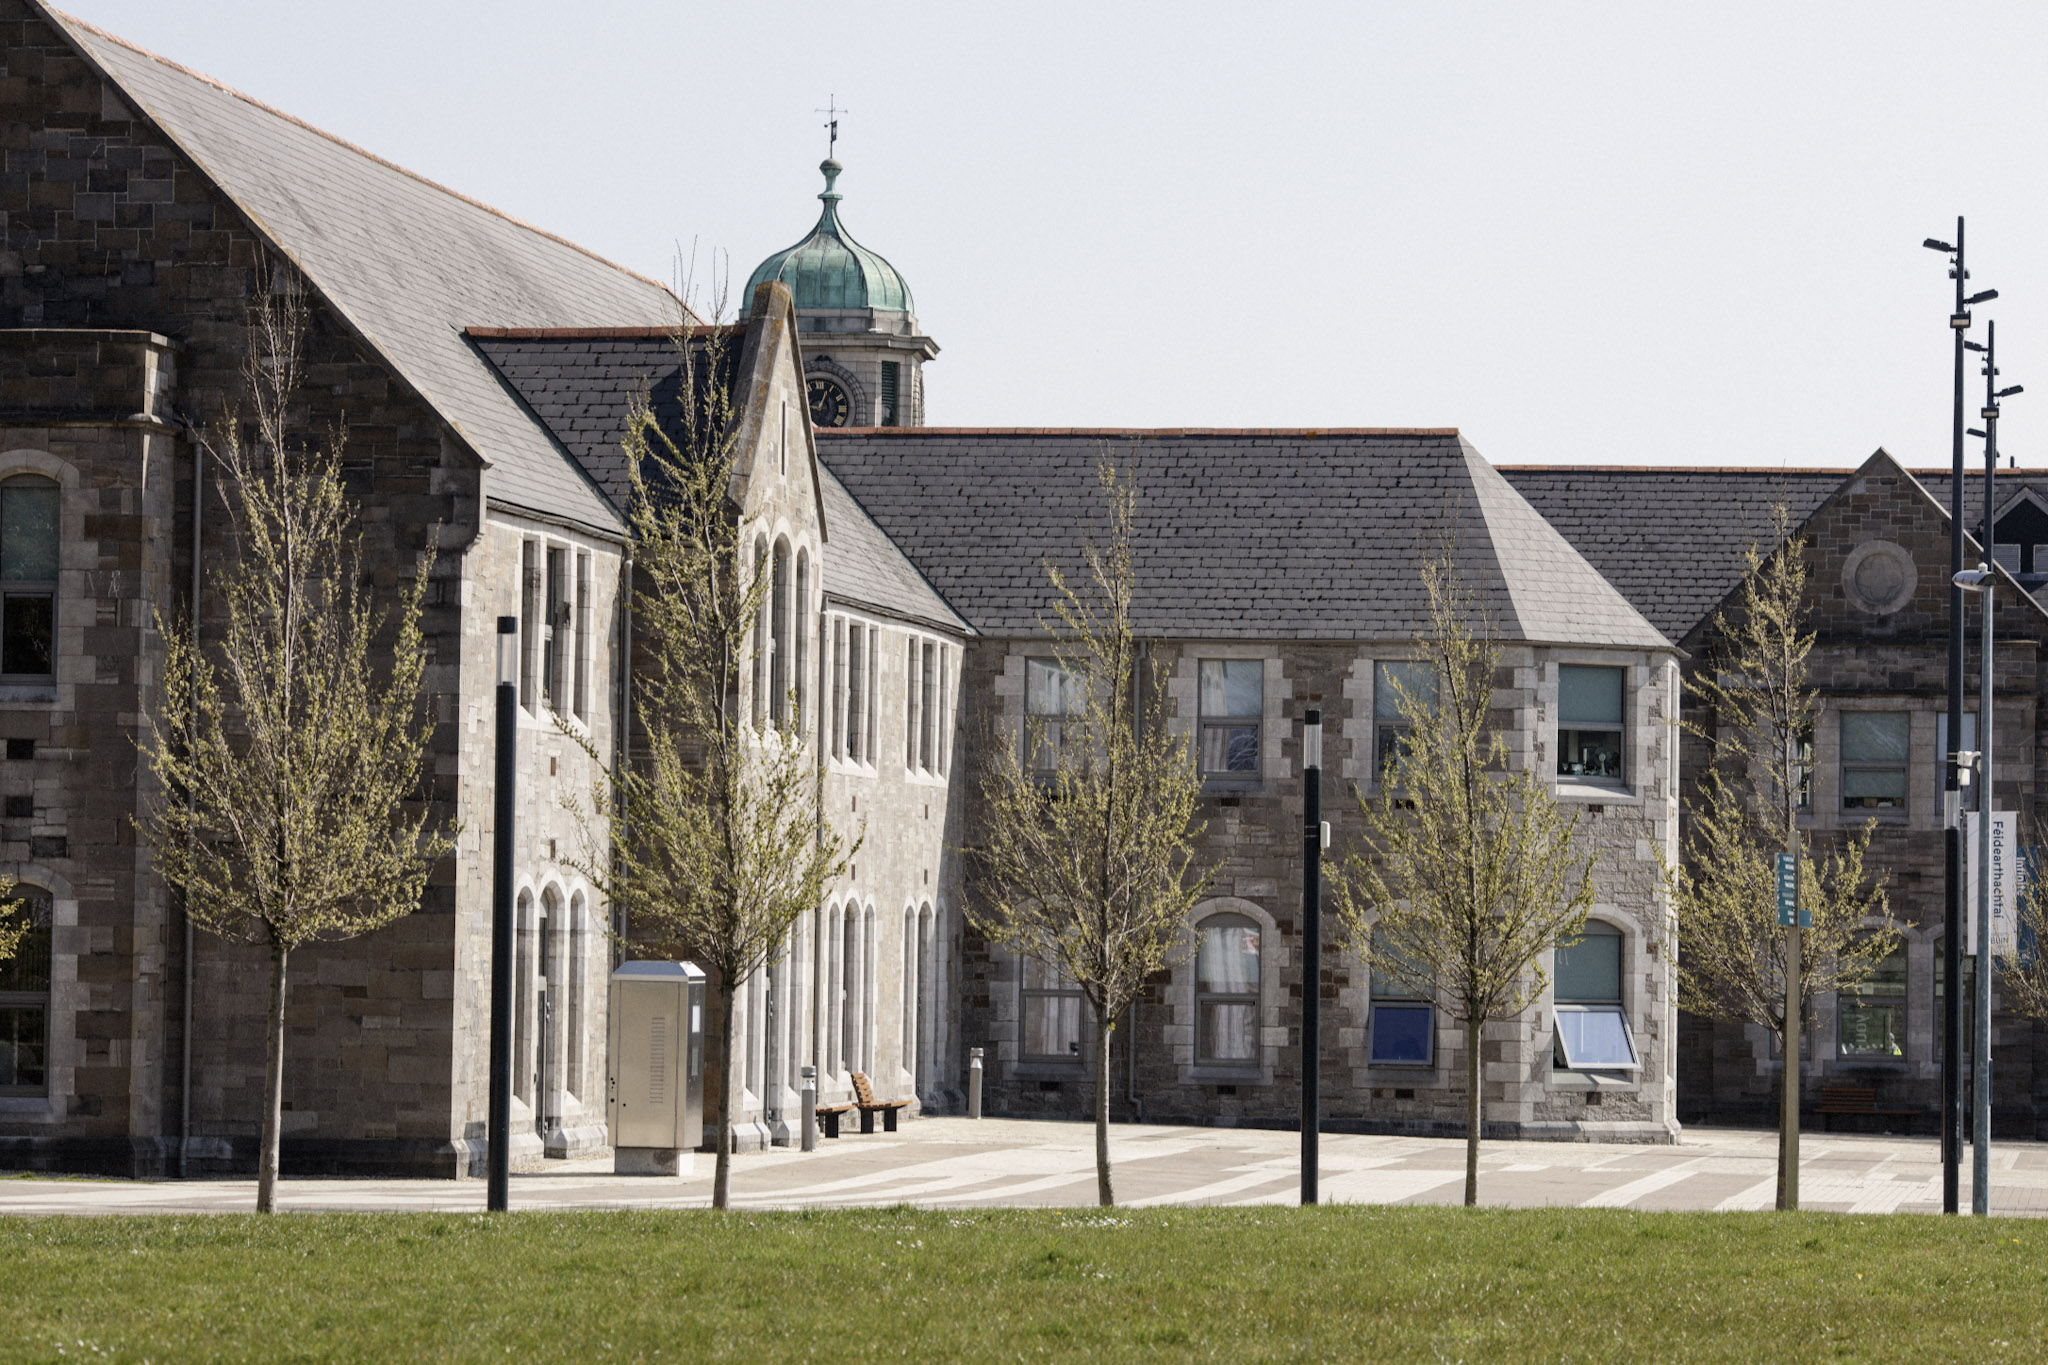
left=0, top=477, right=59, bottom=681
left=519, top=538, right=540, bottom=712
left=1198, top=659, right=1262, bottom=779
left=0, top=888, right=51, bottom=1096
left=1553, top=921, right=1638, bottom=1070
left=542, top=546, right=568, bottom=713
left=905, top=638, right=920, bottom=770
left=794, top=550, right=809, bottom=733
left=830, top=617, right=848, bottom=760
left=1020, top=957, right=1083, bottom=1060
left=846, top=622, right=868, bottom=764
left=1838, top=938, right=1907, bottom=1059
left=920, top=639, right=937, bottom=772
left=1368, top=933, right=1434, bottom=1066
left=1373, top=660, right=1436, bottom=782
left=770, top=538, right=792, bottom=729
left=1194, top=913, right=1260, bottom=1064
left=750, top=535, right=769, bottom=725
left=1025, top=657, right=1083, bottom=775
left=1558, top=665, right=1626, bottom=784
left=1840, top=711, right=1909, bottom=811
left=937, top=645, right=951, bottom=776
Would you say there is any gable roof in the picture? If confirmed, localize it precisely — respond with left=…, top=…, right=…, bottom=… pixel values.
left=817, top=429, right=1672, bottom=648
left=470, top=327, right=968, bottom=635
left=45, top=7, right=685, bottom=533
left=1503, top=461, right=2048, bottom=642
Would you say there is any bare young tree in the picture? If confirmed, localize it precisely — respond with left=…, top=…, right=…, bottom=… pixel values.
left=1333, top=555, right=1598, bottom=1207
left=1662, top=507, right=1892, bottom=1211
left=562, top=309, right=854, bottom=1211
left=970, top=455, right=1214, bottom=1207
left=2002, top=837, right=2048, bottom=1022
left=138, top=272, right=454, bottom=1214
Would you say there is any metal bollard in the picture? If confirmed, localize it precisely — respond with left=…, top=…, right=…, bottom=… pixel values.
left=968, top=1047, right=984, bottom=1120
left=800, top=1065, right=817, bottom=1152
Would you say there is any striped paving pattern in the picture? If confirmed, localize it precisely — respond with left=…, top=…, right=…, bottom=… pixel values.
left=4, top=1119, right=2047, bottom=1217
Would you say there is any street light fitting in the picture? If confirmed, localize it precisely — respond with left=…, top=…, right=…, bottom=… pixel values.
left=1965, top=340, right=1987, bottom=353
left=1953, top=313, right=1973, bottom=330
left=1953, top=565, right=1993, bottom=591
left=1969, top=428, right=1988, bottom=439
left=1967, top=289, right=2000, bottom=306
left=1999, top=385, right=2024, bottom=398
left=1925, top=238, right=1957, bottom=252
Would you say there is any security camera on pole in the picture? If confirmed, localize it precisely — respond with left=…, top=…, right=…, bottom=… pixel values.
left=1923, top=223, right=1996, bottom=1215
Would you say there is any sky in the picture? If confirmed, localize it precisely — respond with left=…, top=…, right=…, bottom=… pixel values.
left=56, top=2, right=2048, bottom=470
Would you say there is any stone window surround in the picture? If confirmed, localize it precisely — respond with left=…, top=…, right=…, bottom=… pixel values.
left=0, top=866, right=75, bottom=1118
left=1802, top=701, right=1953, bottom=833
left=1163, top=648, right=1292, bottom=791
left=823, top=609, right=885, bottom=776
left=741, top=513, right=818, bottom=737
left=1167, top=896, right=1288, bottom=1088
left=901, top=630, right=953, bottom=785
left=986, top=941, right=1091, bottom=1076
left=1337, top=917, right=1454, bottom=1092
left=0, top=450, right=81, bottom=710
left=1541, top=652, right=1664, bottom=807
left=1541, top=907, right=1652, bottom=1093
left=508, top=521, right=614, bottom=740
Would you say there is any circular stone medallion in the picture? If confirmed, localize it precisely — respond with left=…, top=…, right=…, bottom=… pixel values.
left=1841, top=541, right=1918, bottom=615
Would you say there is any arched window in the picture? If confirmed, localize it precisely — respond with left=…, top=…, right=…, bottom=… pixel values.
left=862, top=904, right=878, bottom=1072
left=917, top=904, right=936, bottom=1091
left=751, top=535, right=769, bottom=724
left=823, top=903, right=842, bottom=1076
left=1195, top=913, right=1260, bottom=1065
left=567, top=893, right=588, bottom=1100
left=0, top=887, right=53, bottom=1095
left=771, top=538, right=792, bottom=728
left=1554, top=920, right=1637, bottom=1070
left=840, top=904, right=858, bottom=1076
left=1841, top=938, right=1908, bottom=1060
left=1, top=476, right=59, bottom=680
left=538, top=888, right=561, bottom=1129
left=794, top=549, right=809, bottom=735
left=514, top=890, right=536, bottom=1107
left=901, top=907, right=918, bottom=1084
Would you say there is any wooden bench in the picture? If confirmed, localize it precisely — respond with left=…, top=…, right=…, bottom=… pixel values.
left=814, top=1098, right=855, bottom=1140
left=1812, top=1085, right=1919, bottom=1133
left=851, top=1071, right=912, bottom=1134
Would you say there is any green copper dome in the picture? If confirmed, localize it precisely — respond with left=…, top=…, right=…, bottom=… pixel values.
left=745, top=159, right=914, bottom=314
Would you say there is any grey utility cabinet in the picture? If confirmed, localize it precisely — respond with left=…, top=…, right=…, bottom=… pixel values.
left=607, top=960, right=704, bottom=1175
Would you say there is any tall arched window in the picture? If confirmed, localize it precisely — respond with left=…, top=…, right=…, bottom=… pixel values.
left=823, top=903, right=842, bottom=1077
left=840, top=905, right=859, bottom=1076
left=567, top=893, right=588, bottom=1100
left=1195, top=912, right=1260, bottom=1065
left=862, top=904, right=878, bottom=1072
left=917, top=903, right=936, bottom=1092
left=1, top=476, right=60, bottom=680
left=901, top=907, right=918, bottom=1083
left=750, top=535, right=769, bottom=724
left=538, top=887, right=561, bottom=1129
left=771, top=538, right=792, bottom=728
left=794, top=549, right=809, bottom=735
left=0, top=887, right=52, bottom=1095
left=514, top=890, right=536, bottom=1107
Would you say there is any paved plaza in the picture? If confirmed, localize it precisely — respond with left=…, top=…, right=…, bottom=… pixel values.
left=4, top=1118, right=2048, bottom=1216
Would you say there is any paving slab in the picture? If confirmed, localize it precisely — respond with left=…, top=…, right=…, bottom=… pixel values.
left=4, top=1119, right=2047, bottom=1217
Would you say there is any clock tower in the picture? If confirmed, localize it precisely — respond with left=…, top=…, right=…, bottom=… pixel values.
left=745, top=158, right=938, bottom=429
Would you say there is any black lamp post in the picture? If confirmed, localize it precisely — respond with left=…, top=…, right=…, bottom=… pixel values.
left=1925, top=222, right=1995, bottom=1214
left=487, top=615, right=518, bottom=1212
left=1301, top=707, right=1322, bottom=1206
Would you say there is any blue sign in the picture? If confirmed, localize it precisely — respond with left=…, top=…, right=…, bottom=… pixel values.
left=1775, top=852, right=1809, bottom=928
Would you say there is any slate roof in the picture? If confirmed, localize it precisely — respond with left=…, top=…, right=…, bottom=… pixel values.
left=816, top=429, right=1672, bottom=648
left=1501, top=464, right=2048, bottom=642
left=471, top=332, right=967, bottom=635
left=49, top=9, right=685, bottom=533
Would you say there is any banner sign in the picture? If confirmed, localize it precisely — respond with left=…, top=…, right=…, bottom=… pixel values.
left=1966, top=811, right=2019, bottom=958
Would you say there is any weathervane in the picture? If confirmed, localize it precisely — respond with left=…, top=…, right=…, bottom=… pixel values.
left=815, top=96, right=848, bottom=157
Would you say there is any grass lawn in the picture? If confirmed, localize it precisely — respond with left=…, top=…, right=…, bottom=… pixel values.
left=1, top=1205, right=2043, bottom=1361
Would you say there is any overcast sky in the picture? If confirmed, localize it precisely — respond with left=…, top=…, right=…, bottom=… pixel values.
left=60, top=2, right=2048, bottom=469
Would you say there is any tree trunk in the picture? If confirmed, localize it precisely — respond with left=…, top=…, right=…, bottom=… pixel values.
left=1774, top=1020, right=1790, bottom=1212
left=257, top=939, right=289, bottom=1215
left=1464, top=1016, right=1482, bottom=1207
left=713, top=983, right=737, bottom=1210
left=1095, top=1010, right=1115, bottom=1207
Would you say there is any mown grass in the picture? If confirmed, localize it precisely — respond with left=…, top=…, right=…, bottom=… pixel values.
left=0, top=1205, right=2043, bottom=1361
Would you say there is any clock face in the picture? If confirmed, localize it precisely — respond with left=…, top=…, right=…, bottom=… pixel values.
left=807, top=376, right=851, bottom=429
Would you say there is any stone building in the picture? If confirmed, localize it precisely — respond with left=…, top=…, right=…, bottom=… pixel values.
left=1509, top=452, right=2048, bottom=1137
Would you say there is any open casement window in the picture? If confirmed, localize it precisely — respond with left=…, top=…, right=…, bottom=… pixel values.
left=1020, top=957, right=1083, bottom=1061
left=1368, top=934, right=1434, bottom=1066
left=0, top=890, right=52, bottom=1096
left=1840, top=711, right=1909, bottom=811
left=0, top=478, right=57, bottom=682
left=1838, top=940, right=1907, bottom=1059
left=1557, top=664, right=1625, bottom=785
left=1553, top=921, right=1639, bottom=1071
left=1373, top=661, right=1436, bottom=784
left=1024, top=657, right=1084, bottom=776
left=1194, top=913, right=1260, bottom=1065
left=1936, top=712, right=1979, bottom=814
left=1197, top=659, right=1262, bottom=780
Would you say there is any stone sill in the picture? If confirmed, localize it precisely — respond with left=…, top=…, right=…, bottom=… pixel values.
left=1548, top=1070, right=1640, bottom=1092
left=1555, top=780, right=1640, bottom=805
